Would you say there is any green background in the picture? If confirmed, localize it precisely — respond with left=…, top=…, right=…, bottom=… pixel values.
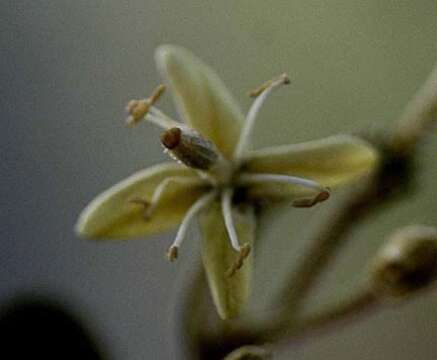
left=2, top=1, right=437, bottom=359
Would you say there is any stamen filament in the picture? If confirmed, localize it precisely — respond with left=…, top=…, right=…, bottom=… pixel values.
left=238, top=173, right=330, bottom=207
left=145, top=176, right=209, bottom=219
left=167, top=190, right=217, bottom=261
left=144, top=113, right=179, bottom=129
left=237, top=173, right=325, bottom=192
left=221, top=188, right=241, bottom=252
left=149, top=106, right=181, bottom=128
left=195, top=170, right=219, bottom=186
left=234, top=74, right=290, bottom=159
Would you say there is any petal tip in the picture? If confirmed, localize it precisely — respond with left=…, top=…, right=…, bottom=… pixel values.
left=154, top=44, right=190, bottom=69
left=325, top=134, right=380, bottom=172
left=217, top=307, right=238, bottom=320
left=74, top=206, right=99, bottom=239
left=154, top=44, right=171, bottom=63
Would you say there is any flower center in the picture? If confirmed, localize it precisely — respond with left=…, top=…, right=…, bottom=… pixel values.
left=124, top=75, right=330, bottom=276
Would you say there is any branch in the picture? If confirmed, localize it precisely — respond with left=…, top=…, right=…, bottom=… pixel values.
left=392, top=64, right=437, bottom=154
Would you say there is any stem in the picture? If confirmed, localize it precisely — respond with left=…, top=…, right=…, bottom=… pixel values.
left=274, top=180, right=379, bottom=318
left=283, top=288, right=378, bottom=341
left=392, top=64, right=437, bottom=154
left=175, top=266, right=209, bottom=360
left=200, top=287, right=380, bottom=359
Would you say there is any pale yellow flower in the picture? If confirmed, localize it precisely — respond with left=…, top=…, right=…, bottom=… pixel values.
left=76, top=45, right=378, bottom=319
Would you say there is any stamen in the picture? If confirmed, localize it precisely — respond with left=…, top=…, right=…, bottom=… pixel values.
left=238, top=173, right=324, bottom=192
left=226, top=243, right=251, bottom=277
left=248, top=73, right=291, bottom=98
left=166, top=191, right=218, bottom=261
left=160, top=127, right=222, bottom=170
left=292, top=189, right=330, bottom=208
left=194, top=170, right=219, bottom=187
left=238, top=173, right=330, bottom=207
left=125, top=84, right=166, bottom=126
left=144, top=112, right=180, bottom=129
left=234, top=73, right=290, bottom=159
left=221, top=188, right=252, bottom=277
left=149, top=106, right=181, bottom=127
left=129, top=197, right=151, bottom=219
left=221, top=188, right=241, bottom=252
left=166, top=246, right=178, bottom=262
left=125, top=85, right=181, bottom=129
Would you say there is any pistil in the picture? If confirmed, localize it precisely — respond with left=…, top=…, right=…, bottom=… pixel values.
left=160, top=127, right=224, bottom=171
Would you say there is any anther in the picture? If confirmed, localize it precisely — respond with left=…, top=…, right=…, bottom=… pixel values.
left=129, top=197, right=151, bottom=219
left=292, top=189, right=330, bottom=208
left=160, top=127, right=221, bottom=170
left=166, top=246, right=179, bottom=262
left=226, top=243, right=251, bottom=277
left=125, top=84, right=166, bottom=126
left=248, top=73, right=290, bottom=98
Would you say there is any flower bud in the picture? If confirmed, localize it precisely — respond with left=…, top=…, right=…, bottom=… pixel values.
left=369, top=225, right=437, bottom=297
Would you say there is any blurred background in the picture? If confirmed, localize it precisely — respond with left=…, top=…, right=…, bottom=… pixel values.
left=2, top=1, right=437, bottom=359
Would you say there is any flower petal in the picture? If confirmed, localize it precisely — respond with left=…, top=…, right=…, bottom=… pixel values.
left=155, top=45, right=244, bottom=158
left=76, top=162, right=206, bottom=239
left=199, top=201, right=256, bottom=319
left=243, top=135, right=379, bottom=199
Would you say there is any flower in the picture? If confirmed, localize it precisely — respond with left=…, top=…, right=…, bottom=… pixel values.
left=76, top=45, right=378, bottom=319
left=369, top=225, right=437, bottom=297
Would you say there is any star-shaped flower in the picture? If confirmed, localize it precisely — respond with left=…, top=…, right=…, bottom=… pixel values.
left=76, top=45, right=378, bottom=319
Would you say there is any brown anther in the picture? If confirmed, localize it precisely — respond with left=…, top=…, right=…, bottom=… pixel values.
left=149, top=84, right=166, bottom=104
left=160, top=127, right=182, bottom=149
left=126, top=100, right=150, bottom=126
left=129, top=197, right=151, bottom=219
left=166, top=246, right=178, bottom=262
left=125, top=84, right=166, bottom=126
left=226, top=243, right=251, bottom=277
left=292, top=188, right=330, bottom=208
left=248, top=73, right=290, bottom=98
left=315, top=188, right=331, bottom=203
left=240, top=243, right=251, bottom=258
